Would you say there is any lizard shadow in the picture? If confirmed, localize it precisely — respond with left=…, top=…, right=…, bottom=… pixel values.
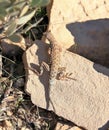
left=30, top=40, right=51, bottom=109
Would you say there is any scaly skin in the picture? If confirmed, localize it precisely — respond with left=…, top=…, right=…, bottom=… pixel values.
left=44, top=31, right=62, bottom=87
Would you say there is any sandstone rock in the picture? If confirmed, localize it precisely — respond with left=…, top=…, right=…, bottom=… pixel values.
left=23, top=40, right=109, bottom=130
left=45, top=0, right=109, bottom=67
left=55, top=122, right=82, bottom=130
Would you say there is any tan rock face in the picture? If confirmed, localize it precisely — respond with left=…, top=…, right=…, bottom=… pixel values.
left=55, top=122, right=83, bottom=130
left=23, top=40, right=109, bottom=130
left=45, top=0, right=109, bottom=67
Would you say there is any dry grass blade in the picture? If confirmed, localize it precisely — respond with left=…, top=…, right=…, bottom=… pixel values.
left=17, top=9, right=37, bottom=25
left=19, top=5, right=29, bottom=17
left=22, top=17, right=43, bottom=33
left=5, top=20, right=17, bottom=36
left=1, top=55, right=16, bottom=64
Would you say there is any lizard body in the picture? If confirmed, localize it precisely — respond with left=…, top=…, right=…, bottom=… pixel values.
left=45, top=31, right=63, bottom=87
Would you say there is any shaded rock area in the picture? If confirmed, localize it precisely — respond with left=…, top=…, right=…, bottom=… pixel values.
left=45, top=0, right=109, bottom=67
left=1, top=34, right=26, bottom=57
left=67, top=19, right=109, bottom=67
left=23, top=40, right=109, bottom=130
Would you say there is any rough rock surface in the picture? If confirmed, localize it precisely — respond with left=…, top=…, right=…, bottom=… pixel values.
left=23, top=40, right=109, bottom=130
left=45, top=0, right=109, bottom=67
left=55, top=122, right=82, bottom=130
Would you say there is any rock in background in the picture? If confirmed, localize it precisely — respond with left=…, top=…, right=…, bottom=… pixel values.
left=45, top=0, right=109, bottom=67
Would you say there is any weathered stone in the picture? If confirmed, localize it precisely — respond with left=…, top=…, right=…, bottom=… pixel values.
left=45, top=0, right=109, bottom=67
left=55, top=122, right=82, bottom=130
left=23, top=40, right=109, bottom=130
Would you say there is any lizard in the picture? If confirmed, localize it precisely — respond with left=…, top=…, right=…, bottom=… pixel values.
left=43, top=31, right=64, bottom=87
left=44, top=31, right=75, bottom=87
left=30, top=31, right=75, bottom=86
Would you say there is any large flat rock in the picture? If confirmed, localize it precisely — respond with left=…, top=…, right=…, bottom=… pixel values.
left=23, top=40, right=109, bottom=130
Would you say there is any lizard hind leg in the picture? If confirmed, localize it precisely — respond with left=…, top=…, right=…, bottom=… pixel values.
left=57, top=67, right=67, bottom=80
left=57, top=67, right=76, bottom=81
